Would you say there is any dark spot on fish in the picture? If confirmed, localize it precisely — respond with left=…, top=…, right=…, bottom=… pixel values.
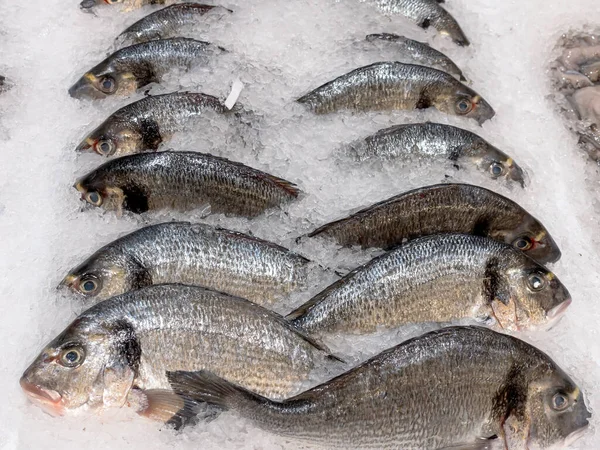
left=123, top=185, right=150, bottom=214
left=112, top=320, right=142, bottom=371
left=419, top=18, right=431, bottom=29
left=482, top=257, right=510, bottom=306
left=492, top=365, right=528, bottom=423
left=415, top=92, right=432, bottom=109
left=472, top=218, right=491, bottom=237
left=140, top=118, right=163, bottom=150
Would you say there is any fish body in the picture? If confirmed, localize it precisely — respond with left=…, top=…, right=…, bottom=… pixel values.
left=74, top=151, right=299, bottom=216
left=75, top=92, right=231, bottom=156
left=69, top=38, right=223, bottom=99
left=298, top=62, right=494, bottom=124
left=118, top=4, right=232, bottom=45
left=168, top=326, right=590, bottom=450
left=60, top=222, right=311, bottom=305
left=366, top=33, right=465, bottom=80
left=369, top=0, right=469, bottom=46
left=309, top=183, right=560, bottom=264
left=20, top=284, right=335, bottom=418
left=290, top=234, right=570, bottom=334
left=345, top=122, right=523, bottom=185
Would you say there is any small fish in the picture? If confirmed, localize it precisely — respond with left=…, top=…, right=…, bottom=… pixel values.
left=309, top=183, right=560, bottom=264
left=75, top=92, right=234, bottom=156
left=167, top=326, right=590, bottom=449
left=368, top=0, right=470, bottom=46
left=117, top=4, right=233, bottom=45
left=60, top=222, right=311, bottom=306
left=69, top=38, right=224, bottom=100
left=81, top=0, right=167, bottom=11
left=298, top=62, right=494, bottom=124
left=74, top=151, right=300, bottom=217
left=345, top=122, right=523, bottom=185
left=289, top=234, right=571, bottom=335
left=21, top=284, right=338, bottom=419
left=366, top=33, right=465, bottom=81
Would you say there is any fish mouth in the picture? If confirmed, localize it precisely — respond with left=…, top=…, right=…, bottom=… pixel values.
left=547, top=298, right=572, bottom=320
left=564, top=421, right=590, bottom=447
left=474, top=98, right=496, bottom=125
left=20, top=378, right=64, bottom=417
left=69, top=77, right=105, bottom=100
left=58, top=273, right=78, bottom=290
left=76, top=138, right=95, bottom=152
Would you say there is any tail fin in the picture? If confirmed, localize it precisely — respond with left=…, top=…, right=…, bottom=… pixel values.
left=167, top=370, right=268, bottom=412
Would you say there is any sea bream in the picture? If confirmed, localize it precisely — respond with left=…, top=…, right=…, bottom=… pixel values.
left=73, top=151, right=300, bottom=217
left=366, top=33, right=465, bottom=81
left=75, top=92, right=236, bottom=156
left=167, top=326, right=590, bottom=449
left=69, top=38, right=225, bottom=100
left=289, top=234, right=571, bottom=335
left=367, top=0, right=470, bottom=46
left=298, top=62, right=494, bottom=124
left=60, top=222, right=312, bottom=307
left=20, top=284, right=339, bottom=420
left=117, top=4, right=233, bottom=45
left=344, top=122, right=523, bottom=185
left=309, top=183, right=561, bottom=264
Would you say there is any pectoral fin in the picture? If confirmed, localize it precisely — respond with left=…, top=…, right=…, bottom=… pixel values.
left=500, top=414, right=531, bottom=450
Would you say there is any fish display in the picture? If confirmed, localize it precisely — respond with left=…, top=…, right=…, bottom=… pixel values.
left=369, top=0, right=470, bottom=46
left=344, top=122, right=523, bottom=185
left=60, top=222, right=311, bottom=305
left=74, top=151, right=300, bottom=216
left=20, top=284, right=337, bottom=419
left=366, top=33, right=465, bottom=80
left=298, top=62, right=494, bottom=124
left=69, top=38, right=224, bottom=99
left=289, top=234, right=571, bottom=335
left=168, top=326, right=590, bottom=449
left=75, top=92, right=235, bottom=156
left=309, top=183, right=560, bottom=264
left=117, top=4, right=233, bottom=45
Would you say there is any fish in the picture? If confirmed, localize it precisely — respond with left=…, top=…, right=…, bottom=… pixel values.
left=288, top=234, right=571, bottom=335
left=366, top=33, right=465, bottom=81
left=73, top=151, right=300, bottom=217
left=20, top=284, right=339, bottom=420
left=308, top=183, right=560, bottom=264
left=369, top=0, right=470, bottom=46
left=297, top=62, right=494, bottom=124
left=167, top=326, right=591, bottom=449
left=344, top=122, right=523, bottom=185
left=69, top=38, right=224, bottom=100
left=59, top=221, right=311, bottom=306
left=117, top=4, right=233, bottom=45
left=75, top=92, right=235, bottom=156
left=80, top=0, right=167, bottom=11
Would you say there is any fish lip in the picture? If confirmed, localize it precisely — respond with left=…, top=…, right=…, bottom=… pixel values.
left=58, top=274, right=78, bottom=290
left=547, top=297, right=572, bottom=320
left=475, top=99, right=496, bottom=125
left=69, top=78, right=104, bottom=100
left=20, top=378, right=64, bottom=416
left=76, top=138, right=95, bottom=152
left=564, top=421, right=590, bottom=447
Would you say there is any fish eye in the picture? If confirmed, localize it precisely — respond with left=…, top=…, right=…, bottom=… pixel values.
left=455, top=98, right=474, bottom=115
left=551, top=393, right=569, bottom=411
left=528, top=273, right=547, bottom=291
left=79, top=275, right=101, bottom=295
left=59, top=347, right=85, bottom=368
left=513, top=236, right=532, bottom=251
left=489, top=162, right=506, bottom=178
left=85, top=191, right=103, bottom=207
left=98, top=76, right=116, bottom=94
left=94, top=139, right=115, bottom=156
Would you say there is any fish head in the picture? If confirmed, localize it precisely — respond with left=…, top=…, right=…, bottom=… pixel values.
left=499, top=257, right=571, bottom=330
left=438, top=21, right=470, bottom=47
left=74, top=168, right=126, bottom=214
left=442, top=89, right=495, bottom=124
left=76, top=121, right=144, bottom=156
left=69, top=68, right=138, bottom=100
left=463, top=142, right=527, bottom=187
left=495, top=216, right=562, bottom=265
left=21, top=316, right=140, bottom=415
left=525, top=369, right=590, bottom=449
left=59, top=249, right=142, bottom=301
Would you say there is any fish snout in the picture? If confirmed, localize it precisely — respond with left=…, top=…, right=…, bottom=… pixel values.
left=69, top=77, right=104, bottom=100
left=20, top=377, right=64, bottom=417
left=547, top=297, right=572, bottom=320
left=475, top=98, right=496, bottom=125
left=76, top=137, right=95, bottom=153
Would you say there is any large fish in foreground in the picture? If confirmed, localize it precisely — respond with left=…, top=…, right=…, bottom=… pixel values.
left=168, top=326, right=590, bottom=449
left=368, top=0, right=470, bottom=46
left=75, top=92, right=236, bottom=156
left=298, top=62, right=494, bottom=124
left=69, top=38, right=224, bottom=99
left=309, top=183, right=561, bottom=264
left=345, top=122, right=524, bottom=186
left=289, top=234, right=571, bottom=335
left=74, top=151, right=300, bottom=216
left=117, top=4, right=233, bottom=45
left=60, top=222, right=311, bottom=306
left=20, top=285, right=338, bottom=419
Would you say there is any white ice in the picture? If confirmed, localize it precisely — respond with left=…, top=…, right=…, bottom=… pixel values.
left=1, top=0, right=600, bottom=448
